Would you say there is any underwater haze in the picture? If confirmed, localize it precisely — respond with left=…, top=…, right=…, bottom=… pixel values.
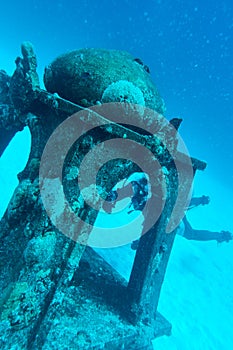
left=0, top=0, right=233, bottom=349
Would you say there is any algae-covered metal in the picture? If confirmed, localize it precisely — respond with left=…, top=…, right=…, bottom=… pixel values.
left=0, top=42, right=206, bottom=349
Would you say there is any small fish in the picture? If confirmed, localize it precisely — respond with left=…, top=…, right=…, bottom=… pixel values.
left=80, top=71, right=91, bottom=79
left=134, top=58, right=150, bottom=73
left=143, top=65, right=150, bottom=74
left=133, top=57, right=144, bottom=66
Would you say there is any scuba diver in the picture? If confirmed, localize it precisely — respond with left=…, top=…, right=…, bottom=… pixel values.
left=178, top=196, right=232, bottom=242
left=104, top=172, right=233, bottom=249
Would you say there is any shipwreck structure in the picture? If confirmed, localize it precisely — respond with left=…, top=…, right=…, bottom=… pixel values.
left=0, top=43, right=206, bottom=349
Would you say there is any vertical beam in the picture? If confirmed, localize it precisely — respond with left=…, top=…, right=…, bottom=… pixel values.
left=126, top=186, right=177, bottom=325
left=125, top=155, right=206, bottom=325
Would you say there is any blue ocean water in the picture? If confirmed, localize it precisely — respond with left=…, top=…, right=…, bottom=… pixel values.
left=1, top=0, right=232, bottom=185
left=0, top=1, right=233, bottom=349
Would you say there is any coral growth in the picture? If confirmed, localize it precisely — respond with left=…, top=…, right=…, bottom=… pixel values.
left=101, top=80, right=145, bottom=106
